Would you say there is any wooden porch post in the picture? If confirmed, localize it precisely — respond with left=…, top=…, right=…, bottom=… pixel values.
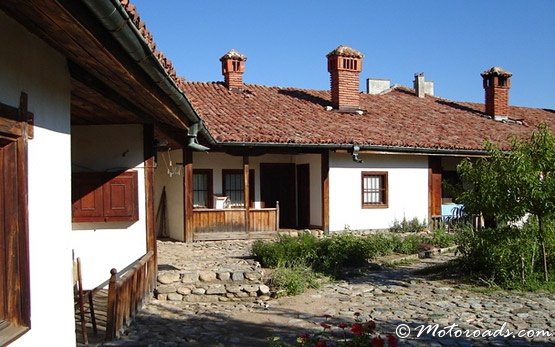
left=183, top=149, right=194, bottom=243
left=428, top=156, right=442, bottom=222
left=321, top=150, right=330, bottom=232
left=143, top=125, right=156, bottom=265
left=243, top=156, right=250, bottom=234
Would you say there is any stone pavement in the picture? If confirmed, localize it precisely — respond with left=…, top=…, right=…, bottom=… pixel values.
left=103, top=240, right=555, bottom=347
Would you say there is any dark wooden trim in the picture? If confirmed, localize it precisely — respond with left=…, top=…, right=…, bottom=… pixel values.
left=0, top=95, right=31, bottom=344
left=143, top=125, right=156, bottom=260
left=183, top=149, right=193, bottom=243
left=243, top=156, right=250, bottom=233
left=321, top=151, right=329, bottom=232
left=361, top=171, right=389, bottom=209
left=192, top=169, right=213, bottom=208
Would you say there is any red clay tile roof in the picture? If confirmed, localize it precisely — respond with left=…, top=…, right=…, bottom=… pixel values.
left=181, top=82, right=555, bottom=151
left=120, top=0, right=178, bottom=80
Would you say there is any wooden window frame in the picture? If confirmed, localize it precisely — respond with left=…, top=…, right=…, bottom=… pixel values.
left=222, top=169, right=254, bottom=208
left=361, top=171, right=388, bottom=209
left=0, top=95, right=32, bottom=345
left=192, top=169, right=213, bottom=208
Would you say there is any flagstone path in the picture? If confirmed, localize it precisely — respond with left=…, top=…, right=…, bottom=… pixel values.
left=102, top=239, right=555, bottom=347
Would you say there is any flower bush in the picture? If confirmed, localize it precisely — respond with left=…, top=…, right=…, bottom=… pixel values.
left=268, top=314, right=398, bottom=347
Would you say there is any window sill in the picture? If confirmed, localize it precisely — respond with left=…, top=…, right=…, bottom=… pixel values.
left=0, top=322, right=30, bottom=346
left=362, top=204, right=388, bottom=209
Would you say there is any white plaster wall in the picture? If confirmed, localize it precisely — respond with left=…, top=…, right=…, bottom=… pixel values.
left=1, top=10, right=76, bottom=347
left=294, top=154, right=322, bottom=227
left=154, top=148, right=184, bottom=241
left=329, top=152, right=429, bottom=232
left=71, top=125, right=147, bottom=289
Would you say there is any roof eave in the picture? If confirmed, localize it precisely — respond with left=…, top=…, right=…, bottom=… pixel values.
left=81, top=0, right=215, bottom=146
left=214, top=141, right=489, bottom=157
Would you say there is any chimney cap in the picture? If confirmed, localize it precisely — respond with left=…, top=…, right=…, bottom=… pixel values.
left=326, top=45, right=364, bottom=58
left=220, top=49, right=247, bottom=62
left=481, top=66, right=512, bottom=78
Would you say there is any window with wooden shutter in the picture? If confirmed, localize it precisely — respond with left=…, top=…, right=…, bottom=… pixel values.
left=72, top=171, right=139, bottom=223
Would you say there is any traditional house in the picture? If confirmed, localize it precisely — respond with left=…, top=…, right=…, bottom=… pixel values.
left=0, top=1, right=204, bottom=345
left=157, top=46, right=554, bottom=242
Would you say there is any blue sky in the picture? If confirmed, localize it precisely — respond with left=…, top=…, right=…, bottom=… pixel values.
left=132, top=0, right=554, bottom=109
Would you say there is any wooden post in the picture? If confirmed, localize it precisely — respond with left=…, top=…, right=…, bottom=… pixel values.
left=105, top=268, right=118, bottom=341
left=428, top=156, right=442, bottom=221
left=143, top=125, right=156, bottom=276
left=183, top=149, right=194, bottom=242
left=243, top=156, right=250, bottom=234
left=275, top=201, right=280, bottom=231
left=321, top=151, right=329, bottom=232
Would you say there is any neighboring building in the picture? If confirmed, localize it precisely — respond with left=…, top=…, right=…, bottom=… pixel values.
left=0, top=1, right=204, bottom=345
left=157, top=46, right=554, bottom=241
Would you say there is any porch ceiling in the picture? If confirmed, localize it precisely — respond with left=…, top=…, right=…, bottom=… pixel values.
left=1, top=0, right=190, bottom=132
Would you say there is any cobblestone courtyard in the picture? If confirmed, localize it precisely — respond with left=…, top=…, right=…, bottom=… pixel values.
left=105, top=240, right=555, bottom=347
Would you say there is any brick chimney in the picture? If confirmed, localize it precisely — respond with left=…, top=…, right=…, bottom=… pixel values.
left=220, top=49, right=247, bottom=90
left=481, top=67, right=512, bottom=117
left=327, top=45, right=363, bottom=110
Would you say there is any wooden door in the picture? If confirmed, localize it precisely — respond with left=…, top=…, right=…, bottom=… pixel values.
left=296, top=164, right=310, bottom=229
left=260, top=163, right=296, bottom=228
left=428, top=157, right=442, bottom=217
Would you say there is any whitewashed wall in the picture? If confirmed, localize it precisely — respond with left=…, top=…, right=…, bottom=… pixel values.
left=71, top=125, right=147, bottom=288
left=1, top=10, right=76, bottom=347
left=154, top=149, right=184, bottom=241
left=328, top=152, right=429, bottom=232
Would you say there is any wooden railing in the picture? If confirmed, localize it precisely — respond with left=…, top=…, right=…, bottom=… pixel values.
left=191, top=203, right=279, bottom=241
left=105, top=250, right=156, bottom=341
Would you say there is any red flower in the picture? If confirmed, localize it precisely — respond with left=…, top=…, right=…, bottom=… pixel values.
left=387, top=335, right=399, bottom=347
left=371, top=336, right=384, bottom=347
left=351, top=323, right=363, bottom=335
left=320, top=322, right=332, bottom=330
left=316, top=340, right=327, bottom=347
left=338, top=322, right=349, bottom=329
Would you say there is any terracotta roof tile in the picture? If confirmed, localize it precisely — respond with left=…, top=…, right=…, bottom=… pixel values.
left=181, top=82, right=555, bottom=151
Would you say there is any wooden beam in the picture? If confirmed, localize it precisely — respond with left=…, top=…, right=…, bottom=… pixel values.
left=183, top=149, right=193, bottom=243
left=428, top=156, right=442, bottom=219
left=143, top=125, right=156, bottom=260
left=321, top=151, right=329, bottom=232
left=243, top=156, right=250, bottom=233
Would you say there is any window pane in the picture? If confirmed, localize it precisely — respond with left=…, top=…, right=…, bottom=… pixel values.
left=193, top=173, right=209, bottom=207
left=362, top=173, right=386, bottom=205
left=224, top=173, right=244, bottom=206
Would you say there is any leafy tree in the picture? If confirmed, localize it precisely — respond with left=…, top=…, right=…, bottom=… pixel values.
left=457, top=124, right=555, bottom=281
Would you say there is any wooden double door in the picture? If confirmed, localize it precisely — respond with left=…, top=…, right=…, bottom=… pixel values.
left=260, top=163, right=310, bottom=229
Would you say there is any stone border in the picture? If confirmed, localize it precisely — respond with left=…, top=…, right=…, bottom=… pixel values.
left=156, top=267, right=273, bottom=302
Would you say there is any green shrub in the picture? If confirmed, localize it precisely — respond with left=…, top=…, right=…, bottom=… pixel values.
left=270, top=266, right=321, bottom=297
left=315, top=234, right=369, bottom=274
left=253, top=233, right=318, bottom=268
left=394, top=234, right=428, bottom=254
left=430, top=228, right=457, bottom=248
left=389, top=217, right=427, bottom=233
left=455, top=224, right=540, bottom=286
left=365, top=234, right=400, bottom=257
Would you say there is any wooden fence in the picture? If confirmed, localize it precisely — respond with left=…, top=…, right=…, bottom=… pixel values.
left=105, top=250, right=156, bottom=341
left=192, top=203, right=279, bottom=241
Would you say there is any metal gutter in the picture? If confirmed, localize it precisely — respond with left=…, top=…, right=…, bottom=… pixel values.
left=80, top=0, right=215, bottom=145
left=215, top=141, right=490, bottom=157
